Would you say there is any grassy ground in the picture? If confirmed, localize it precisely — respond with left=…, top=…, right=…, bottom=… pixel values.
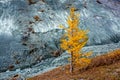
left=27, top=49, right=120, bottom=80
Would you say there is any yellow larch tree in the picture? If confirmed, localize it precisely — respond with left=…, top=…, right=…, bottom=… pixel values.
left=60, top=7, right=92, bottom=73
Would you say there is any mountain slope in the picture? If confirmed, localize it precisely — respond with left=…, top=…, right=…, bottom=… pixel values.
left=27, top=49, right=120, bottom=80
left=0, top=0, right=120, bottom=74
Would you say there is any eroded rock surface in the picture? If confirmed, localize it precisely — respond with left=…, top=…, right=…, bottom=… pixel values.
left=0, top=0, right=120, bottom=73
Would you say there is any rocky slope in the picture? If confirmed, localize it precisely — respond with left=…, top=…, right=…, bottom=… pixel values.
left=0, top=42, right=120, bottom=80
left=0, top=0, right=120, bottom=77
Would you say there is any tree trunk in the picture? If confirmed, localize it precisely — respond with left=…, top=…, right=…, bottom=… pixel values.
left=70, top=52, right=74, bottom=73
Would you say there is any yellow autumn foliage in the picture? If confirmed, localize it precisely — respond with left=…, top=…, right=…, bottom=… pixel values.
left=60, top=7, right=92, bottom=72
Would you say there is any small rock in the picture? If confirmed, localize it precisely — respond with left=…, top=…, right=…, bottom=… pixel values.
left=10, top=74, right=25, bottom=80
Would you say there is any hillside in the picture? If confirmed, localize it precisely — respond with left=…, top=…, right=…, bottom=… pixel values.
left=27, top=49, right=120, bottom=80
left=0, top=0, right=120, bottom=80
left=0, top=0, right=120, bottom=72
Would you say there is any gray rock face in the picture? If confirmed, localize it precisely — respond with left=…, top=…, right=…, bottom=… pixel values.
left=0, top=29, right=63, bottom=72
left=0, top=0, right=120, bottom=72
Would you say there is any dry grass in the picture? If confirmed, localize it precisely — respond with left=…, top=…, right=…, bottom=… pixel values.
left=86, top=49, right=120, bottom=69
left=27, top=49, right=120, bottom=80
